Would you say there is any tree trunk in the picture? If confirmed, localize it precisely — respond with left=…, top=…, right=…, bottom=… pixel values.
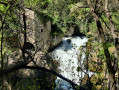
left=86, top=0, right=116, bottom=90
left=105, top=0, right=119, bottom=89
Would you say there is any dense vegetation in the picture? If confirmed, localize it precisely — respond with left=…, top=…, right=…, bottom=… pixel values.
left=0, top=0, right=119, bottom=89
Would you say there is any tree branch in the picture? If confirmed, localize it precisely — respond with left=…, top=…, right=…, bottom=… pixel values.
left=86, top=0, right=116, bottom=89
left=0, top=4, right=11, bottom=71
left=22, top=9, right=27, bottom=62
left=0, top=63, right=78, bottom=89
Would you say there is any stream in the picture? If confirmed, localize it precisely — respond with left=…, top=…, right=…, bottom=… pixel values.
left=51, top=36, right=93, bottom=90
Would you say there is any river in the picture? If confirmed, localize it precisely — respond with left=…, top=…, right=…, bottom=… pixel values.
left=51, top=36, right=93, bottom=90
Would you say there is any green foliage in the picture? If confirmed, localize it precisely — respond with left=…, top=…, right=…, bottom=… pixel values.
left=98, top=49, right=104, bottom=56
left=112, top=13, right=119, bottom=30
left=101, top=15, right=110, bottom=26
left=35, top=10, right=52, bottom=25
left=88, top=21, right=97, bottom=33
left=96, top=40, right=114, bottom=63
left=0, top=0, right=118, bottom=89
left=45, top=0, right=76, bottom=33
left=103, top=43, right=112, bottom=49
left=0, top=4, right=6, bottom=12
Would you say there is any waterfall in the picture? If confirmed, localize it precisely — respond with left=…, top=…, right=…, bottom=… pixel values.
left=51, top=36, right=93, bottom=90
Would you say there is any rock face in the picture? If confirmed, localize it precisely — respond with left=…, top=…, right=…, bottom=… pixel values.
left=18, top=9, right=51, bottom=51
left=5, top=9, right=57, bottom=89
left=19, top=9, right=35, bottom=47
left=20, top=9, right=63, bottom=52
left=23, top=9, right=78, bottom=52
left=6, top=50, right=57, bottom=89
left=25, top=9, right=35, bottom=45
left=34, top=13, right=51, bottom=51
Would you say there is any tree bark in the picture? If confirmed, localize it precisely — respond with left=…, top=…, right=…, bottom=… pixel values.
left=86, top=0, right=116, bottom=90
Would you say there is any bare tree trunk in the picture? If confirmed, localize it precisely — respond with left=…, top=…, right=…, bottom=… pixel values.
left=86, top=0, right=116, bottom=90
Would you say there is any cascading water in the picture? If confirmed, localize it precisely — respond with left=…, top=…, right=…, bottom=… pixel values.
left=51, top=36, right=93, bottom=90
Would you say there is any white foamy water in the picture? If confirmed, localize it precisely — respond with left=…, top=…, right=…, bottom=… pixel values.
left=51, top=36, right=93, bottom=90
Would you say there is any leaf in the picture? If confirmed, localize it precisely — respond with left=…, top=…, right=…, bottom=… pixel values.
left=0, top=4, right=6, bottom=11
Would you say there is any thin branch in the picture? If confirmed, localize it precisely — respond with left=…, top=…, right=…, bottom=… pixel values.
left=94, top=0, right=98, bottom=12
left=0, top=9, right=16, bottom=21
left=100, top=16, right=110, bottom=30
left=16, top=45, right=78, bottom=89
left=0, top=5, right=11, bottom=71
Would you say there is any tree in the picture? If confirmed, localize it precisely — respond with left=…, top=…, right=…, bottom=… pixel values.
left=0, top=0, right=78, bottom=89
left=0, top=0, right=119, bottom=89
left=86, top=0, right=116, bottom=89
left=68, top=0, right=119, bottom=89
left=75, top=0, right=119, bottom=89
